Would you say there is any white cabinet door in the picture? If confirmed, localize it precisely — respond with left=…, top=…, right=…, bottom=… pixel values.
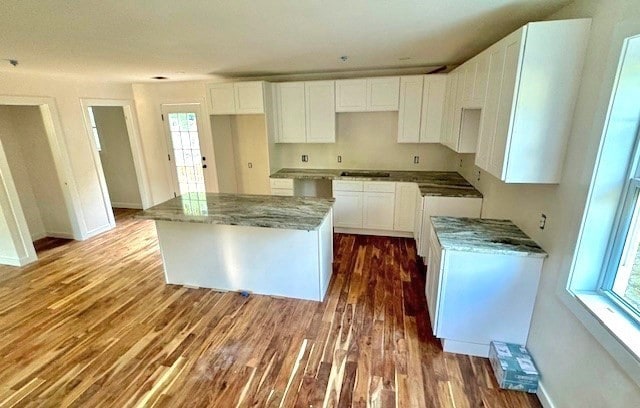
left=441, top=72, right=459, bottom=149
left=363, top=192, right=395, bottom=230
left=271, top=188, right=294, bottom=196
left=367, top=77, right=400, bottom=111
left=394, top=182, right=417, bottom=232
left=461, top=60, right=477, bottom=107
left=473, top=51, right=490, bottom=108
left=209, top=83, right=237, bottom=115
left=489, top=30, right=524, bottom=179
left=276, top=82, right=306, bottom=143
left=333, top=191, right=363, bottom=228
left=305, top=81, right=336, bottom=143
left=414, top=188, right=424, bottom=244
left=397, top=76, right=423, bottom=143
left=426, top=236, right=443, bottom=335
left=335, top=79, right=367, bottom=112
left=234, top=82, right=264, bottom=114
left=475, top=43, right=505, bottom=171
left=420, top=75, right=447, bottom=143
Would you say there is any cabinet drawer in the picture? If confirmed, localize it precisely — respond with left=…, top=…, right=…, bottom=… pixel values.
left=270, top=178, right=294, bottom=189
left=363, top=181, right=396, bottom=193
left=333, top=180, right=364, bottom=192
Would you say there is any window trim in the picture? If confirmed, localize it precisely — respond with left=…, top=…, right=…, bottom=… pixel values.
left=560, top=30, right=640, bottom=386
left=599, top=128, right=640, bottom=325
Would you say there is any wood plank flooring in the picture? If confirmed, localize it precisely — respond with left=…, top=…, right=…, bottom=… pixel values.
left=0, top=209, right=541, bottom=407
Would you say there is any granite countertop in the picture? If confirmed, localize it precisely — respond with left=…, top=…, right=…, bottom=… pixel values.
left=270, top=168, right=483, bottom=198
left=137, top=193, right=334, bottom=231
left=430, top=216, right=547, bottom=258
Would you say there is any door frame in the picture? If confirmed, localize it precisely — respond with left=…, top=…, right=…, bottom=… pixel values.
left=160, top=103, right=210, bottom=197
left=80, top=98, right=153, bottom=229
left=0, top=96, right=84, bottom=266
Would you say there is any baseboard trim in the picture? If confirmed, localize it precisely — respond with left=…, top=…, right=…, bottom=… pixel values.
left=536, top=381, right=555, bottom=408
left=84, top=224, right=115, bottom=240
left=111, top=202, right=143, bottom=209
left=31, top=232, right=47, bottom=241
left=46, top=231, right=75, bottom=240
left=0, top=253, right=37, bottom=267
left=334, top=227, right=413, bottom=238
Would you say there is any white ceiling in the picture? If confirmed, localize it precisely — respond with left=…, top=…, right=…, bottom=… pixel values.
left=0, top=0, right=571, bottom=82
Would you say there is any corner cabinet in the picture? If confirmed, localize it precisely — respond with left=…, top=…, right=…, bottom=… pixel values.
left=273, top=81, right=336, bottom=143
left=475, top=19, right=591, bottom=183
left=208, top=81, right=265, bottom=115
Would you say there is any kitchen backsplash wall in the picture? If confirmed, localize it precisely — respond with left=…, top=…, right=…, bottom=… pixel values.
left=269, top=111, right=458, bottom=171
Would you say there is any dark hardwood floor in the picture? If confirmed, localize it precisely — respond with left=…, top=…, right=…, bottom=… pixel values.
left=0, top=209, right=541, bottom=407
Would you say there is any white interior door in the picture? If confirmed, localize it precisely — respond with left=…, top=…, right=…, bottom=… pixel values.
left=162, top=104, right=207, bottom=197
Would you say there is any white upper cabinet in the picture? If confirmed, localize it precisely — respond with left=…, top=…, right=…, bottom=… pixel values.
left=336, top=77, right=400, bottom=112
left=276, top=82, right=306, bottom=143
left=208, top=81, right=265, bottom=115
left=208, top=83, right=237, bottom=114
left=305, top=81, right=336, bottom=143
left=420, top=74, right=447, bottom=143
left=234, top=82, right=265, bottom=114
left=475, top=19, right=590, bottom=183
left=274, top=81, right=336, bottom=143
left=335, top=79, right=367, bottom=112
left=397, top=74, right=447, bottom=144
left=397, top=76, right=424, bottom=143
left=367, top=77, right=400, bottom=111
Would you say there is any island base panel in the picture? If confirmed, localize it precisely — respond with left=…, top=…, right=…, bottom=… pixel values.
left=154, top=215, right=333, bottom=301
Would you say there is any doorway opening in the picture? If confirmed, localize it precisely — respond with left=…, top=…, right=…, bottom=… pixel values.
left=0, top=104, right=75, bottom=262
left=81, top=99, right=151, bottom=229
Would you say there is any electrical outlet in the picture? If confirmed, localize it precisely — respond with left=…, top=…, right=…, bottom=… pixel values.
left=539, top=214, right=547, bottom=230
left=301, top=155, right=308, bottom=163
left=337, top=155, right=342, bottom=163
left=459, top=158, right=463, bottom=168
left=413, top=156, right=420, bottom=164
left=475, top=169, right=481, bottom=182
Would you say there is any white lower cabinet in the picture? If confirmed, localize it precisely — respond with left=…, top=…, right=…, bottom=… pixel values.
left=427, top=223, right=544, bottom=357
left=270, top=178, right=294, bottom=196
left=363, top=192, right=395, bottom=230
left=333, top=191, right=363, bottom=228
left=416, top=196, right=483, bottom=259
left=394, top=183, right=417, bottom=232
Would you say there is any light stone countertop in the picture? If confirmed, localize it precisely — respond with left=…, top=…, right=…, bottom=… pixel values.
left=137, top=193, right=334, bottom=231
left=430, top=216, right=547, bottom=258
left=270, top=168, right=483, bottom=198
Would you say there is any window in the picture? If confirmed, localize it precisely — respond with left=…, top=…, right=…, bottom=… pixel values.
left=602, top=130, right=640, bottom=322
left=87, top=107, right=102, bottom=151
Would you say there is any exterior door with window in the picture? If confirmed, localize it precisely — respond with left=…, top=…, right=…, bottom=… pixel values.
left=161, top=105, right=207, bottom=197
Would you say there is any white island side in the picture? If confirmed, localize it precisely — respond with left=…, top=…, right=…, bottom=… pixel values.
left=138, top=193, right=334, bottom=302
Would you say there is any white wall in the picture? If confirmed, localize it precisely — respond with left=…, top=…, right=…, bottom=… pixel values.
left=0, top=72, right=137, bottom=240
left=0, top=107, right=46, bottom=240
left=92, top=106, right=143, bottom=209
left=455, top=1, right=640, bottom=406
left=270, top=111, right=459, bottom=171
left=132, top=81, right=218, bottom=204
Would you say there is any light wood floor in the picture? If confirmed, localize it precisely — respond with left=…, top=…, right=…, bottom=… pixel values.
left=0, top=209, right=541, bottom=407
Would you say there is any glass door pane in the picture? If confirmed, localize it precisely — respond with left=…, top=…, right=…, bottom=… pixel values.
left=166, top=112, right=205, bottom=195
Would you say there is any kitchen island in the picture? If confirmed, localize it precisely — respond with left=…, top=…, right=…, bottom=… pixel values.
left=138, top=193, right=334, bottom=301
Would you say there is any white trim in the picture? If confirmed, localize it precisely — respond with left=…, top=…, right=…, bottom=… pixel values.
left=111, top=202, right=143, bottom=209
left=334, top=227, right=413, bottom=238
left=536, top=381, right=556, bottom=408
left=0, top=254, right=37, bottom=267
left=30, top=232, right=47, bottom=241
left=84, top=223, right=115, bottom=239
left=45, top=231, right=75, bottom=240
